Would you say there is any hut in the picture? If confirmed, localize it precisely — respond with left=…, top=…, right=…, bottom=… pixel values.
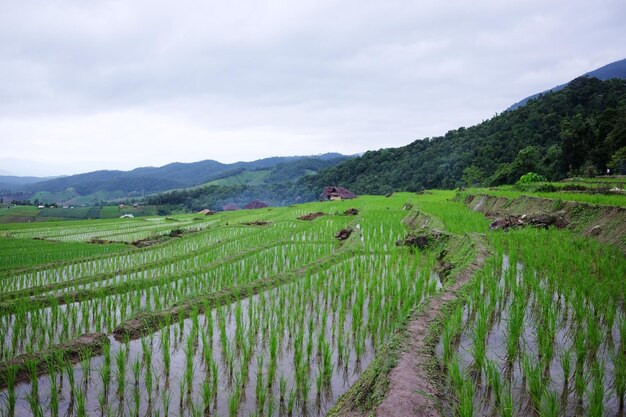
left=198, top=209, right=216, bottom=215
left=319, top=186, right=356, bottom=201
left=244, top=200, right=269, bottom=210
left=223, top=203, right=240, bottom=211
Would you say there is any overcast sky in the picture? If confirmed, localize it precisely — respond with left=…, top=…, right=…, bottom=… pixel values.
left=1, top=0, right=625, bottom=176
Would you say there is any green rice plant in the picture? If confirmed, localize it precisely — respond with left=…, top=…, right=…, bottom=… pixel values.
left=202, top=378, right=212, bottom=414
left=48, top=365, right=59, bottom=417
left=457, top=378, right=474, bottom=417
left=321, top=340, right=333, bottom=387
left=586, top=312, right=602, bottom=357
left=500, top=382, right=513, bottom=417
left=484, top=359, right=502, bottom=405
left=539, top=389, right=559, bottom=417
left=132, top=383, right=141, bottom=417
left=114, top=345, right=127, bottom=399
left=523, top=353, right=545, bottom=411
left=447, top=356, right=464, bottom=394
left=27, top=384, right=44, bottom=417
left=131, top=358, right=141, bottom=388
left=588, top=361, right=605, bottom=417
left=505, top=299, right=525, bottom=364
left=470, top=307, right=488, bottom=372
left=3, top=365, right=18, bottom=416
left=162, top=390, right=172, bottom=417
left=287, top=388, right=296, bottom=416
left=267, top=396, right=276, bottom=417
left=574, top=366, right=586, bottom=402
left=65, top=359, right=76, bottom=401
left=75, top=386, right=86, bottom=417
left=228, top=386, right=241, bottom=417
left=26, top=358, right=39, bottom=399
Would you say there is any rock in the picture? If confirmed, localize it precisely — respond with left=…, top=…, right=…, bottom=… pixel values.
left=590, top=225, right=602, bottom=236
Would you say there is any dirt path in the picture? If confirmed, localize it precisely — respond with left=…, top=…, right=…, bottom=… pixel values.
left=347, top=236, right=488, bottom=417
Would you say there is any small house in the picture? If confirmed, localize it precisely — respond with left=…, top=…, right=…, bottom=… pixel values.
left=319, top=186, right=356, bottom=201
left=223, top=203, right=240, bottom=211
left=244, top=200, right=269, bottom=210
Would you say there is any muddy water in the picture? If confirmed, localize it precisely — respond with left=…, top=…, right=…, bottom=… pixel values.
left=437, top=254, right=625, bottom=417
left=4, top=255, right=440, bottom=417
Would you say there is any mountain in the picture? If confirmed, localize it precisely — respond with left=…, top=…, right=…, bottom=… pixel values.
left=0, top=175, right=60, bottom=191
left=508, top=58, right=626, bottom=110
left=1, top=154, right=351, bottom=204
left=304, top=76, right=626, bottom=194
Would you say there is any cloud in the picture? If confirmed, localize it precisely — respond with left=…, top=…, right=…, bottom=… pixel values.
left=1, top=0, right=625, bottom=175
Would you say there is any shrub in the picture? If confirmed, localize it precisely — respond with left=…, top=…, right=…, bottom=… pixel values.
left=517, top=172, right=547, bottom=184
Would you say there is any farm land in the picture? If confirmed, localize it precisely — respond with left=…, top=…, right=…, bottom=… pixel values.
left=0, top=185, right=625, bottom=417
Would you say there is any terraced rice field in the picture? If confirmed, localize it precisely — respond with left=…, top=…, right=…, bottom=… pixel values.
left=0, top=194, right=439, bottom=417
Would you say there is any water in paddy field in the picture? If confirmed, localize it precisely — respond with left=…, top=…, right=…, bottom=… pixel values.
left=2, top=255, right=441, bottom=417
left=436, top=254, right=625, bottom=417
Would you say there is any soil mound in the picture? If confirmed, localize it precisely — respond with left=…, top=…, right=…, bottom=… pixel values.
left=335, top=228, right=353, bottom=241
left=242, top=220, right=271, bottom=226
left=298, top=212, right=325, bottom=221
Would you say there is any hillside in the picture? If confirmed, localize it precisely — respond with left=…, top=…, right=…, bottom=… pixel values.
left=508, top=58, right=626, bottom=110
left=1, top=153, right=349, bottom=204
left=306, top=77, right=626, bottom=194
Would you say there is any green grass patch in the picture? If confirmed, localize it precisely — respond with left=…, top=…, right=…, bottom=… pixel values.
left=0, top=237, right=129, bottom=271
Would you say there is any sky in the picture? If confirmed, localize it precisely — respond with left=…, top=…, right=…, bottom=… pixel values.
left=1, top=0, right=625, bottom=177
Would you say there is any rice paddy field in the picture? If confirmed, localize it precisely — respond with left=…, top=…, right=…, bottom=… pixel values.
left=1, top=190, right=625, bottom=417
left=0, top=194, right=442, bottom=417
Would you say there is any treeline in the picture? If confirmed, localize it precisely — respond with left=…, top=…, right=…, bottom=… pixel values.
left=147, top=77, right=626, bottom=209
left=305, top=77, right=626, bottom=193
left=146, top=183, right=318, bottom=211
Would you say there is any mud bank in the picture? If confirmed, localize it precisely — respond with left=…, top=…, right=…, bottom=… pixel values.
left=463, top=194, right=626, bottom=253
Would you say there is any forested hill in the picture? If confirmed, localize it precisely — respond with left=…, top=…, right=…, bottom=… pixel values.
left=508, top=58, right=626, bottom=110
left=305, top=77, right=626, bottom=194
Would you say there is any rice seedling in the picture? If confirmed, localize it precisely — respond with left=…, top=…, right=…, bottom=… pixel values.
left=588, top=360, right=605, bottom=417
left=539, top=389, right=559, bottom=417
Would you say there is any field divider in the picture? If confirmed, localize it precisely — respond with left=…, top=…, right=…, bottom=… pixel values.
left=113, top=217, right=365, bottom=341
left=0, top=333, right=109, bottom=389
left=0, top=222, right=251, bottom=279
left=0, top=226, right=270, bottom=300
left=327, top=208, right=487, bottom=417
left=0, top=239, right=335, bottom=314
left=0, top=214, right=363, bottom=390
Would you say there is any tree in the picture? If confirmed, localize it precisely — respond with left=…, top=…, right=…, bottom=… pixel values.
left=608, top=146, right=626, bottom=174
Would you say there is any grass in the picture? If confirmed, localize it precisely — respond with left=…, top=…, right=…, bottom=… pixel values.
left=470, top=185, right=626, bottom=207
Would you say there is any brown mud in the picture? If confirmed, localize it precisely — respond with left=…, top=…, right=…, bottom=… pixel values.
left=464, top=194, right=626, bottom=253
left=0, top=333, right=108, bottom=389
left=298, top=212, right=325, bottom=221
